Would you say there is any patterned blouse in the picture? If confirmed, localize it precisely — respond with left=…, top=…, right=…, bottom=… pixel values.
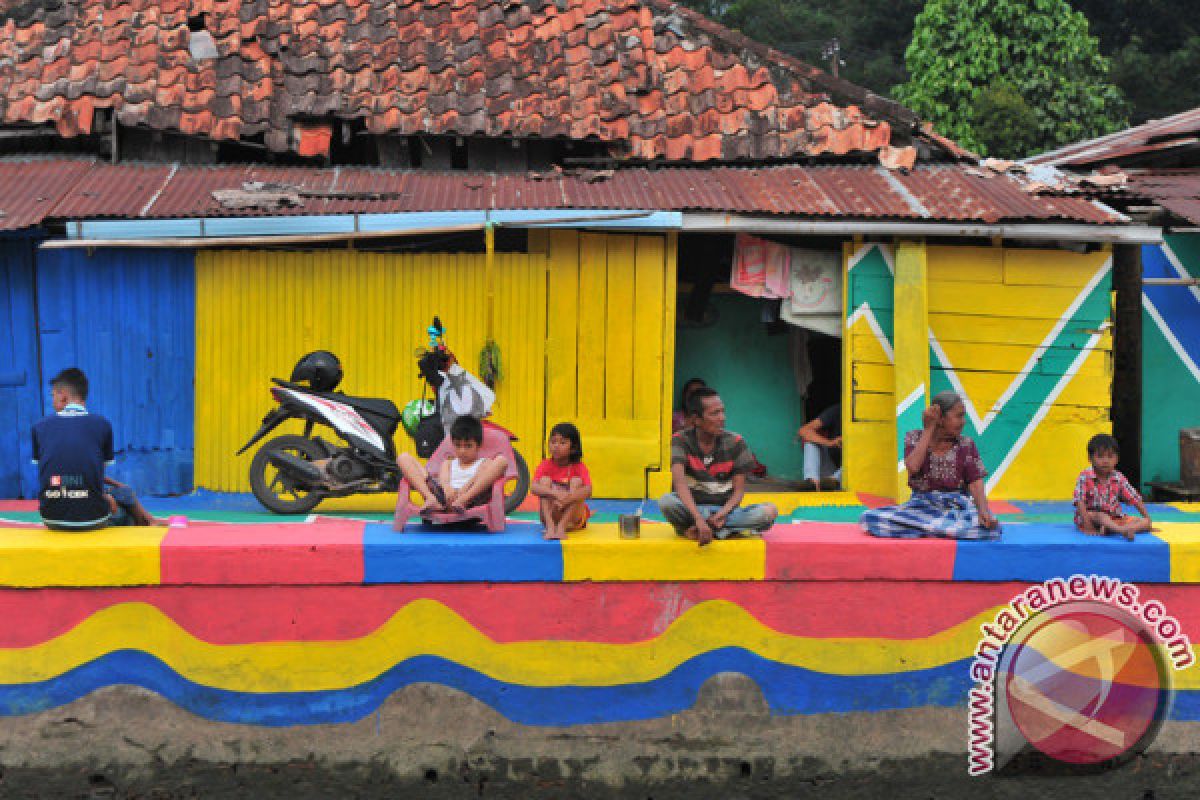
left=1073, top=467, right=1141, bottom=523
left=903, top=430, right=987, bottom=493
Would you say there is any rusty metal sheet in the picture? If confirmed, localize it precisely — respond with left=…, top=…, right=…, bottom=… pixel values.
left=0, top=158, right=95, bottom=230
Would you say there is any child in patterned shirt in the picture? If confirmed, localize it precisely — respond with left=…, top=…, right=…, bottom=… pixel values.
left=1074, top=434, right=1153, bottom=541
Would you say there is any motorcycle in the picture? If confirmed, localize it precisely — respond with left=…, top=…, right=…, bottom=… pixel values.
left=238, top=323, right=530, bottom=515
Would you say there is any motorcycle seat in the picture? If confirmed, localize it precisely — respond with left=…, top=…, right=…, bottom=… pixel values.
left=332, top=394, right=401, bottom=421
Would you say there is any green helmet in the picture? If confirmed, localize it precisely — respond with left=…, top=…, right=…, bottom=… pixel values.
left=401, top=398, right=438, bottom=436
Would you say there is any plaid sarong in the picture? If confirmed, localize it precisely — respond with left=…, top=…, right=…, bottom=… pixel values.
left=860, top=491, right=1000, bottom=541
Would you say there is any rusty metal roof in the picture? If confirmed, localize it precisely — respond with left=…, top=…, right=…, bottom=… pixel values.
left=0, top=157, right=93, bottom=230
left=0, top=157, right=1124, bottom=229
left=1029, top=107, right=1200, bottom=169
left=1125, top=170, right=1200, bottom=226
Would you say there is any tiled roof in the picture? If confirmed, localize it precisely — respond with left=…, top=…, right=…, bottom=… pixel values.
left=0, top=157, right=1123, bottom=228
left=1029, top=107, right=1200, bottom=169
left=0, top=0, right=920, bottom=163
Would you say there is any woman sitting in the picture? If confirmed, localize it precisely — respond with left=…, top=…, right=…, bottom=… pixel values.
left=861, top=390, right=1000, bottom=540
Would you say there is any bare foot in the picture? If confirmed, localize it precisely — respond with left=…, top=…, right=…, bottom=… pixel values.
left=416, top=501, right=444, bottom=514
left=1123, top=528, right=1136, bottom=542
left=543, top=528, right=564, bottom=540
left=1082, top=528, right=1103, bottom=536
left=681, top=526, right=698, bottom=541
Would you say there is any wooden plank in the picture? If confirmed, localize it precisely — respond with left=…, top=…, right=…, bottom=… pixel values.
left=926, top=245, right=1005, bottom=284
left=544, top=230, right=579, bottom=420
left=1003, top=248, right=1112, bottom=288
left=576, top=233, right=608, bottom=420
left=930, top=313, right=1110, bottom=347
left=604, top=235, right=637, bottom=421
left=927, top=279, right=1107, bottom=318
left=632, top=235, right=666, bottom=422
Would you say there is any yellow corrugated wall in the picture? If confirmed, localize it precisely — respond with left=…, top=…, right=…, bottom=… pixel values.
left=195, top=249, right=547, bottom=492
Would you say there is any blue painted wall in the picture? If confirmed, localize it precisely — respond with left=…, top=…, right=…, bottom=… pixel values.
left=35, top=248, right=196, bottom=495
left=0, top=237, right=43, bottom=497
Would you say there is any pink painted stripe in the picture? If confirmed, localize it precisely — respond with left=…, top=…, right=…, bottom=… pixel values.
left=0, top=582, right=1048, bottom=647
left=764, top=521, right=957, bottom=581
left=0, top=500, right=37, bottom=511
left=160, top=522, right=366, bottom=585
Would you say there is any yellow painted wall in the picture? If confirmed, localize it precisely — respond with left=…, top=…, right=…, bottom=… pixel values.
left=842, top=241, right=1113, bottom=501
left=195, top=250, right=547, bottom=492
left=926, top=245, right=1114, bottom=499
left=543, top=231, right=676, bottom=499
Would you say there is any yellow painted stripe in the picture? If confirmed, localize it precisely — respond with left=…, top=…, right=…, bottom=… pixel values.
left=0, top=527, right=164, bottom=587
left=562, top=521, right=765, bottom=581
left=1152, top=522, right=1200, bottom=582
left=743, top=492, right=859, bottom=512
left=1170, top=503, right=1200, bottom=513
left=3, top=599, right=1005, bottom=691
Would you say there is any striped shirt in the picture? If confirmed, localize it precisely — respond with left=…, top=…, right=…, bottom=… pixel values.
left=670, top=428, right=755, bottom=506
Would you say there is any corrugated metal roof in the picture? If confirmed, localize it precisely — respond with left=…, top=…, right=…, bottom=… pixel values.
left=0, top=158, right=94, bottom=230
left=2, top=158, right=1126, bottom=227
left=1126, top=171, right=1200, bottom=226
left=1029, top=107, right=1200, bottom=168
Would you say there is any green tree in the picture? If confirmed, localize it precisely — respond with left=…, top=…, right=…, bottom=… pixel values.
left=972, top=84, right=1041, bottom=159
left=894, top=0, right=1127, bottom=156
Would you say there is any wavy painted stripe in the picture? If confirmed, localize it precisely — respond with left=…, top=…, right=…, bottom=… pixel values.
left=0, top=649, right=972, bottom=726
left=0, top=583, right=1038, bottom=647
left=2, top=600, right=1000, bottom=691
left=3, top=649, right=1198, bottom=728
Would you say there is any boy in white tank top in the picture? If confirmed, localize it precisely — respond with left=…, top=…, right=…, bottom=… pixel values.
left=393, top=416, right=509, bottom=527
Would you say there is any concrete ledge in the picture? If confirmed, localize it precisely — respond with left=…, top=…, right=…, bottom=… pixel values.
left=0, top=500, right=1198, bottom=586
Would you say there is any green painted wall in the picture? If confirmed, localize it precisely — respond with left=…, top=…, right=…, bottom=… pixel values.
left=673, top=293, right=809, bottom=480
left=1142, top=234, right=1200, bottom=489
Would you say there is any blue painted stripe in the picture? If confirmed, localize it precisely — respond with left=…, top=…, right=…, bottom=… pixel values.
left=1143, top=243, right=1200, bottom=376
left=363, top=521, right=564, bottom=583
left=954, top=523, right=1171, bottom=582
left=0, top=649, right=970, bottom=727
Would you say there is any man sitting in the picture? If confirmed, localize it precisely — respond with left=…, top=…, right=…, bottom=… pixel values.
left=795, top=403, right=841, bottom=490
left=657, top=387, right=778, bottom=546
left=31, top=368, right=158, bottom=531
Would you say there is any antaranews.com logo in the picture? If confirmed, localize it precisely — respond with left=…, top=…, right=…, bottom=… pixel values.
left=967, top=574, right=1195, bottom=774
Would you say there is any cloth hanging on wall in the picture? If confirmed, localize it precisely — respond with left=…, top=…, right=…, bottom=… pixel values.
left=730, top=234, right=790, bottom=299
left=780, top=247, right=842, bottom=337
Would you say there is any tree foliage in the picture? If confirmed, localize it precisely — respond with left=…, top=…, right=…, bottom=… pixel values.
left=893, top=0, right=1126, bottom=156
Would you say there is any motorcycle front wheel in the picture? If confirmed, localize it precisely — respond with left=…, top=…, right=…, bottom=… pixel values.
left=503, top=451, right=531, bottom=514
left=249, top=434, right=326, bottom=514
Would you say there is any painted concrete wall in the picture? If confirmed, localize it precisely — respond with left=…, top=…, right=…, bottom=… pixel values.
left=1142, top=235, right=1200, bottom=488
left=845, top=242, right=1114, bottom=500
left=673, top=293, right=807, bottom=481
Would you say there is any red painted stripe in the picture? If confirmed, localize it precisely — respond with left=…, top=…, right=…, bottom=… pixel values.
left=764, top=522, right=957, bottom=581
left=0, top=500, right=38, bottom=511
left=160, top=522, right=366, bottom=585
left=0, top=581, right=1079, bottom=647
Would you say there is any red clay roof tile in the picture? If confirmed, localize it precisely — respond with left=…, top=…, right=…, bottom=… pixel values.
left=0, top=0, right=921, bottom=162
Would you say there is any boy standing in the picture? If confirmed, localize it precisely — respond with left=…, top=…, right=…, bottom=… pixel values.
left=1074, top=434, right=1152, bottom=541
left=31, top=368, right=158, bottom=531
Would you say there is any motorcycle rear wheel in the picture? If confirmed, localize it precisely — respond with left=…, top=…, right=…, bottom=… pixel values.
left=503, top=451, right=531, bottom=514
left=250, top=435, right=327, bottom=514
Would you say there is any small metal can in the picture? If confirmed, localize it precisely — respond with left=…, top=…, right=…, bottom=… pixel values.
left=618, top=513, right=641, bottom=539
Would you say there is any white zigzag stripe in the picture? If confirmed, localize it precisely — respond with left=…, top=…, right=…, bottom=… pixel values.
left=928, top=255, right=1112, bottom=434
left=985, top=332, right=1103, bottom=493
left=847, top=302, right=894, bottom=363
left=1144, top=295, right=1200, bottom=386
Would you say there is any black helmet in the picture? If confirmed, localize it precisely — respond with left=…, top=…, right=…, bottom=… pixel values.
left=291, top=350, right=342, bottom=391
